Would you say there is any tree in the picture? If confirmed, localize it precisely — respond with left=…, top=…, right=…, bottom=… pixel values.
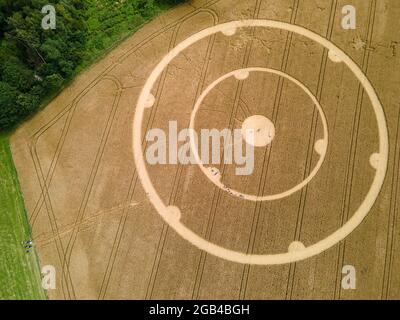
left=1, top=57, right=34, bottom=91
left=0, top=82, right=19, bottom=129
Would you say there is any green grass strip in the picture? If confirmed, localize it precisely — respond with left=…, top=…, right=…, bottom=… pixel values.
left=0, top=134, right=46, bottom=300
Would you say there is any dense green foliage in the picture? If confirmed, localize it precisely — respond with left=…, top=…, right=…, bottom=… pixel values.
left=0, top=0, right=86, bottom=131
left=0, top=0, right=186, bottom=132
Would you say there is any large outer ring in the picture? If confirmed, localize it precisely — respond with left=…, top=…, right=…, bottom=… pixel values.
left=133, top=20, right=389, bottom=265
left=188, top=67, right=329, bottom=201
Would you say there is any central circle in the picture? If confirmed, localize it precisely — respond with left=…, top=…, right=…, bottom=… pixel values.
left=241, top=115, right=275, bottom=147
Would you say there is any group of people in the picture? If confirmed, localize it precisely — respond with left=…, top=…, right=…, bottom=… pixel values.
left=23, top=239, right=33, bottom=253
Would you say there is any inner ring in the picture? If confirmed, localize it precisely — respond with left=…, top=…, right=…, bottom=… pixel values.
left=188, top=67, right=329, bottom=202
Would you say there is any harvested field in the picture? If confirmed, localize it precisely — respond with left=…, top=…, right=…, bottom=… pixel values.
left=11, top=0, right=400, bottom=299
